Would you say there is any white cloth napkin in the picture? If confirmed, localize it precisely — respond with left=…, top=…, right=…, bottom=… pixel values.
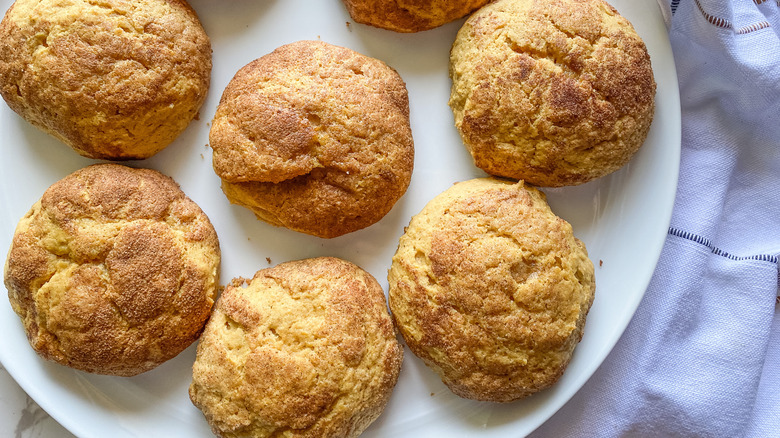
left=531, top=1, right=780, bottom=436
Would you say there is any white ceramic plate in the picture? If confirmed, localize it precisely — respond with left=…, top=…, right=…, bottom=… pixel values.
left=0, top=0, right=680, bottom=437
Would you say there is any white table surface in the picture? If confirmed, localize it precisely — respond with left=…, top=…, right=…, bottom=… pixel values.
left=0, top=364, right=75, bottom=438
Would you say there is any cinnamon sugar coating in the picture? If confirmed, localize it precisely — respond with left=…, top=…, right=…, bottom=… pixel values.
left=4, top=164, right=221, bottom=376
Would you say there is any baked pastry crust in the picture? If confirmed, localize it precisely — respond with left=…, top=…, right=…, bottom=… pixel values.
left=210, top=40, right=414, bottom=238
left=342, top=0, right=490, bottom=33
left=449, top=0, right=655, bottom=186
left=4, top=164, right=221, bottom=376
left=190, top=257, right=403, bottom=438
left=388, top=178, right=595, bottom=401
left=0, top=0, right=211, bottom=159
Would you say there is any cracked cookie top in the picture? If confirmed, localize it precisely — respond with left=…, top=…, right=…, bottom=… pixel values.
left=4, top=164, right=221, bottom=376
left=210, top=40, right=414, bottom=238
left=388, top=177, right=595, bottom=401
left=449, top=0, right=655, bottom=187
left=341, top=0, right=491, bottom=33
left=189, top=257, right=403, bottom=438
left=0, top=0, right=211, bottom=159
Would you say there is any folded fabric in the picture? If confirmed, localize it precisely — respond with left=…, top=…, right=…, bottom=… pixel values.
left=531, top=1, right=780, bottom=437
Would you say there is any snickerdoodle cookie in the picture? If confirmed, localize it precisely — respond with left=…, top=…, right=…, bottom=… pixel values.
left=4, top=164, right=220, bottom=376
left=189, top=257, right=403, bottom=438
left=388, top=178, right=595, bottom=402
left=449, top=0, right=655, bottom=186
left=210, top=40, right=413, bottom=239
left=342, top=0, right=490, bottom=33
left=0, top=0, right=211, bottom=159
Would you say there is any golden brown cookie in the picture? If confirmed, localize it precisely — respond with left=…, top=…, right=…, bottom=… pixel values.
left=210, top=40, right=414, bottom=239
left=4, top=164, right=221, bottom=376
left=0, top=0, right=211, bottom=160
left=449, top=0, right=655, bottom=187
left=342, top=0, right=491, bottom=33
left=388, top=178, right=595, bottom=402
left=189, top=257, right=403, bottom=438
